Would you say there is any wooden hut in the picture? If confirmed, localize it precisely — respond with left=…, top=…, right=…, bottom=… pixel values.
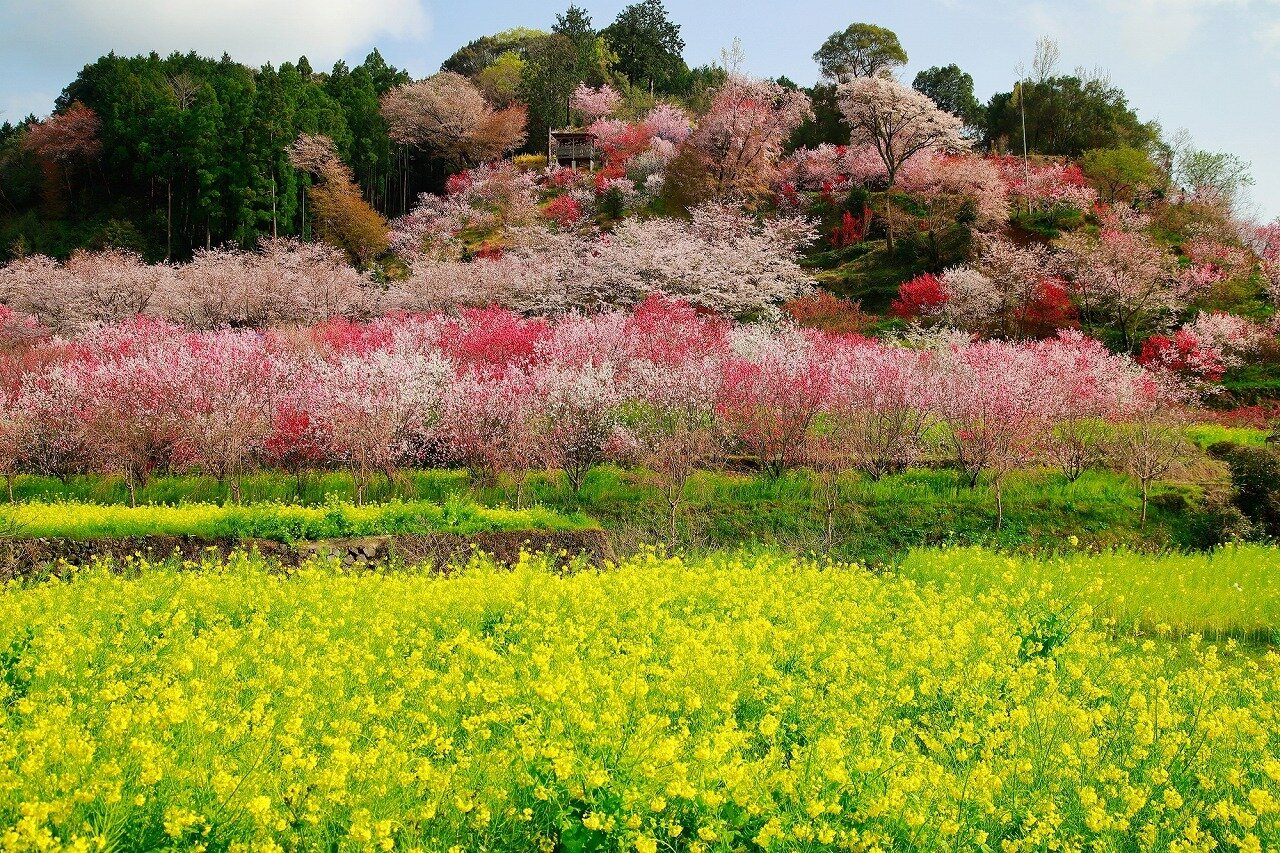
left=548, top=129, right=599, bottom=170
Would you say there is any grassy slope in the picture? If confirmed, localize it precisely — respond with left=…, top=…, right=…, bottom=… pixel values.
left=3, top=465, right=1219, bottom=559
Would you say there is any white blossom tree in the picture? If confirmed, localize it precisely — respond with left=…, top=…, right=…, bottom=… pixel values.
left=836, top=77, right=968, bottom=251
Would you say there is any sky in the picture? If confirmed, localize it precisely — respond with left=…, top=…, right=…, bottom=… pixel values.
left=1, top=0, right=1278, bottom=220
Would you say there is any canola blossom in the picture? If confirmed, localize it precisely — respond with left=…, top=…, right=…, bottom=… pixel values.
left=901, top=544, right=1280, bottom=644
left=2, top=548, right=1279, bottom=851
left=0, top=498, right=593, bottom=542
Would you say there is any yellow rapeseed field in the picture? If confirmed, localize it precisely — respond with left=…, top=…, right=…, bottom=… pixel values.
left=1, top=548, right=1278, bottom=851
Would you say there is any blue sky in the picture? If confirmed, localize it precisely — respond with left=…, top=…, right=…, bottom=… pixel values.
left=2, top=0, right=1278, bottom=220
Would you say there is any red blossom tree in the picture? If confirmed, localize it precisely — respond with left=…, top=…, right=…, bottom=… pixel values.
left=716, top=332, right=827, bottom=478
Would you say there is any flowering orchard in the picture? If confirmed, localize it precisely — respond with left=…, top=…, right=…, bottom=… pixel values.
left=0, top=298, right=1170, bottom=516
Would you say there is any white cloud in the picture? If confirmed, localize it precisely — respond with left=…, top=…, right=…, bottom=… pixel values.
left=0, top=0, right=430, bottom=72
left=1011, top=0, right=1275, bottom=61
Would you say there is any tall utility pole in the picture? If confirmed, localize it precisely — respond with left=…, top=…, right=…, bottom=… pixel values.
left=1018, top=79, right=1031, bottom=215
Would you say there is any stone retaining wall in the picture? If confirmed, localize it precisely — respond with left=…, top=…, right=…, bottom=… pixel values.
left=0, top=529, right=611, bottom=581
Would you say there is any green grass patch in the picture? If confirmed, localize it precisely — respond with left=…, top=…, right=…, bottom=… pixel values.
left=1184, top=423, right=1271, bottom=449
left=524, top=466, right=1208, bottom=562
left=3, top=465, right=1219, bottom=559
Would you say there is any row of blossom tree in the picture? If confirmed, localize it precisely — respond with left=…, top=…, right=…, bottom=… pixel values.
left=0, top=299, right=1183, bottom=530
left=0, top=199, right=815, bottom=333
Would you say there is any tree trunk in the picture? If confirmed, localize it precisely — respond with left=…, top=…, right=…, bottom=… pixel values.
left=1141, top=479, right=1149, bottom=525
left=884, top=190, right=895, bottom=254
left=822, top=470, right=839, bottom=552
left=166, top=180, right=173, bottom=262
left=995, top=481, right=1004, bottom=531
left=6, top=474, right=13, bottom=505
left=668, top=497, right=680, bottom=549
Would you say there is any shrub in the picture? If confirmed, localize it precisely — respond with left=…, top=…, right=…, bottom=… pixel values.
left=1208, top=441, right=1280, bottom=537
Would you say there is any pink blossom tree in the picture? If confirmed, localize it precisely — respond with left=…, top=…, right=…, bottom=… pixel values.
left=643, top=103, right=693, bottom=144
left=1138, top=311, right=1267, bottom=389
left=619, top=298, right=725, bottom=543
left=0, top=250, right=172, bottom=334
left=678, top=75, right=813, bottom=203
left=716, top=328, right=827, bottom=478
left=571, top=83, right=622, bottom=123
left=1035, top=330, right=1152, bottom=482
left=68, top=321, right=193, bottom=505
left=1063, top=226, right=1207, bottom=351
left=1254, top=221, right=1280, bottom=309
left=534, top=363, right=624, bottom=496
left=170, top=332, right=284, bottom=502
left=381, top=72, right=527, bottom=168
left=897, top=153, right=1009, bottom=230
left=310, top=350, right=450, bottom=503
left=439, top=368, right=544, bottom=506
left=572, top=203, right=817, bottom=316
left=929, top=339, right=1058, bottom=528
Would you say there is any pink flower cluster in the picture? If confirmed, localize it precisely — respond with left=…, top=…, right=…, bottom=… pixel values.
left=0, top=298, right=1165, bottom=500
left=994, top=157, right=1098, bottom=213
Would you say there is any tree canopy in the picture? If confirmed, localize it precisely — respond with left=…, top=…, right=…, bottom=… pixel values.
left=984, top=75, right=1159, bottom=157
left=814, top=23, right=908, bottom=82
left=601, top=0, right=688, bottom=93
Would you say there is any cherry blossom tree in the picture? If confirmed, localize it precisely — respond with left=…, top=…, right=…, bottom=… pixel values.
left=1036, top=330, right=1152, bottom=482
left=171, top=332, right=283, bottom=503
left=381, top=72, right=528, bottom=167
left=572, top=204, right=817, bottom=316
left=535, top=363, right=624, bottom=496
left=1254, top=221, right=1280, bottom=308
left=836, top=77, right=968, bottom=250
left=310, top=349, right=450, bottom=503
left=0, top=379, right=35, bottom=502
left=1063, top=225, right=1206, bottom=351
left=832, top=340, right=936, bottom=480
left=994, top=157, right=1097, bottom=215
left=164, top=239, right=372, bottom=328
left=68, top=321, right=192, bottom=505
left=676, top=75, right=813, bottom=204
left=897, top=152, right=1009, bottom=229
left=571, top=83, right=622, bottom=123
left=929, top=339, right=1057, bottom=528
left=21, top=102, right=102, bottom=211
left=439, top=368, right=544, bottom=506
left=619, top=298, right=724, bottom=543
left=263, top=398, right=328, bottom=495
left=804, top=338, right=934, bottom=547
left=643, top=103, right=693, bottom=144
left=1138, top=311, right=1267, bottom=388
left=0, top=250, right=172, bottom=334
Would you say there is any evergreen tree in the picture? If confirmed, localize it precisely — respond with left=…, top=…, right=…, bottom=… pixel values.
left=602, top=0, right=687, bottom=94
